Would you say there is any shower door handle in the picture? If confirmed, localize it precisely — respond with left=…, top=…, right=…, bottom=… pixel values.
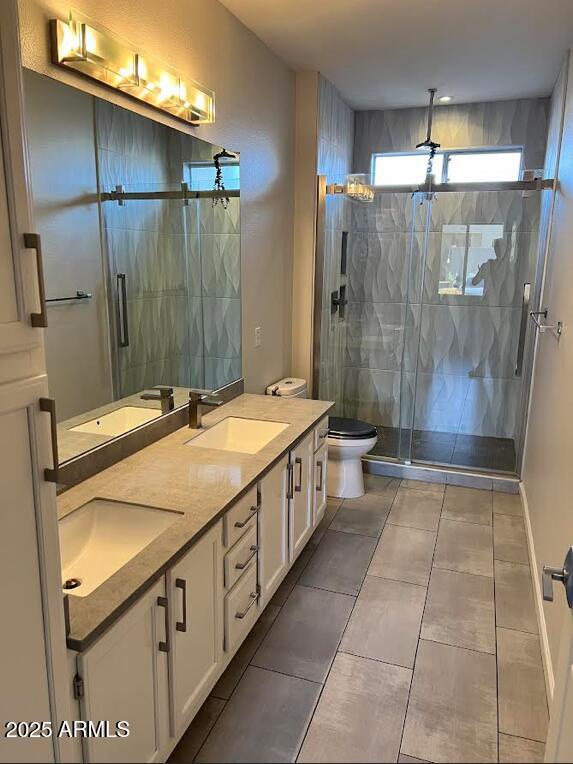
left=515, top=282, right=531, bottom=377
left=116, top=273, right=129, bottom=348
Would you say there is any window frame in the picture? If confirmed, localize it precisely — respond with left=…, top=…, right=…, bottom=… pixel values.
left=370, top=145, right=524, bottom=187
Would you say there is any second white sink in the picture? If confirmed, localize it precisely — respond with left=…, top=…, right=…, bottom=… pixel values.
left=69, top=406, right=162, bottom=437
left=187, top=417, right=289, bottom=454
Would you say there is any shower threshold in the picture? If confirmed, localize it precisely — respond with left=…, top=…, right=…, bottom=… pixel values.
left=363, top=455, right=519, bottom=493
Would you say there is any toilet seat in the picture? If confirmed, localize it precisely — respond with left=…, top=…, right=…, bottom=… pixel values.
left=328, top=416, right=377, bottom=440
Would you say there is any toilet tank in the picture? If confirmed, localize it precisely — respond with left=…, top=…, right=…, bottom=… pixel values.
left=266, top=377, right=307, bottom=398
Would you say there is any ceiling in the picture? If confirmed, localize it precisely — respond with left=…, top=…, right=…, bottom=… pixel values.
left=219, top=0, right=573, bottom=109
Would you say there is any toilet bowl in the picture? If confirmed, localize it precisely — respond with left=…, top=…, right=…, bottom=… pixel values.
left=327, top=417, right=378, bottom=499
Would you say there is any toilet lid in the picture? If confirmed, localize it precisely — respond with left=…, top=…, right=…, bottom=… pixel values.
left=328, top=416, right=377, bottom=439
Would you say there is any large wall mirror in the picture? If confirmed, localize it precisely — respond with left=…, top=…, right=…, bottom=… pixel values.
left=23, top=71, right=241, bottom=464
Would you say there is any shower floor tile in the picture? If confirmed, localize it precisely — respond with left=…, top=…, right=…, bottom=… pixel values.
left=369, top=426, right=517, bottom=474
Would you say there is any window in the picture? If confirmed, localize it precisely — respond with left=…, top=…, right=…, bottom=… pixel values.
left=371, top=148, right=522, bottom=187
left=438, top=224, right=506, bottom=297
left=187, top=162, right=240, bottom=191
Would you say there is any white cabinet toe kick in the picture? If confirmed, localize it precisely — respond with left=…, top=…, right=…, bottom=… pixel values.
left=69, top=417, right=329, bottom=763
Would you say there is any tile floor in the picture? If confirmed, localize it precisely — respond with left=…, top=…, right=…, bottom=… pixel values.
left=169, top=477, right=548, bottom=763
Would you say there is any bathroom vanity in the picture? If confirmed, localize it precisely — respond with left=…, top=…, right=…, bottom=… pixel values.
left=58, top=394, right=331, bottom=762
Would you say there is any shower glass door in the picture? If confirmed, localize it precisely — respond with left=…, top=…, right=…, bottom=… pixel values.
left=399, top=187, right=542, bottom=473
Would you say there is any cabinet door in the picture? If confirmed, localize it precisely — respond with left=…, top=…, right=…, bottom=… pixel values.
left=0, top=1, right=45, bottom=361
left=289, top=431, right=314, bottom=562
left=168, top=522, right=223, bottom=737
left=0, top=376, right=54, bottom=763
left=78, top=578, right=170, bottom=764
left=313, top=441, right=328, bottom=526
left=259, top=455, right=289, bottom=604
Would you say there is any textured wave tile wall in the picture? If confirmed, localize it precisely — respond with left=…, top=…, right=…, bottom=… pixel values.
left=344, top=98, right=549, bottom=440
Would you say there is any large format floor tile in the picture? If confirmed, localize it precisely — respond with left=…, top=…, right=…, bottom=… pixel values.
left=252, top=585, right=354, bottom=683
left=441, top=485, right=492, bottom=526
left=434, top=518, right=494, bottom=577
left=271, top=544, right=315, bottom=607
left=421, top=568, right=495, bottom=654
left=498, top=733, right=545, bottom=763
left=196, top=666, right=321, bottom=763
left=309, top=498, right=341, bottom=547
left=400, top=479, right=445, bottom=495
left=363, top=474, right=400, bottom=499
left=330, top=493, right=391, bottom=537
left=212, top=604, right=281, bottom=700
left=169, top=697, right=225, bottom=763
left=401, top=640, right=498, bottom=763
left=298, top=652, right=411, bottom=763
left=299, top=529, right=376, bottom=595
left=493, top=492, right=523, bottom=517
left=497, top=628, right=548, bottom=742
left=340, top=576, right=426, bottom=669
left=494, top=560, right=538, bottom=634
left=387, top=487, right=443, bottom=531
left=493, top=514, right=529, bottom=564
left=369, top=524, right=436, bottom=586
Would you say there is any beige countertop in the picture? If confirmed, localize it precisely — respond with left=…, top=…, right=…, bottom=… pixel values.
left=59, top=393, right=333, bottom=651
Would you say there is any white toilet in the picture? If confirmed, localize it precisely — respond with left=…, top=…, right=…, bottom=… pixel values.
left=327, top=416, right=378, bottom=499
left=266, top=377, right=307, bottom=399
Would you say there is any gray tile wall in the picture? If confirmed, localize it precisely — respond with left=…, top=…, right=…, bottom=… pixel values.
left=317, top=75, right=354, bottom=412
left=96, top=101, right=241, bottom=396
left=343, top=98, right=549, bottom=440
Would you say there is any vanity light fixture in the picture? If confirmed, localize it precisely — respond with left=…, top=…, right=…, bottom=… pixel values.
left=50, top=11, right=215, bottom=125
left=438, top=95, right=453, bottom=103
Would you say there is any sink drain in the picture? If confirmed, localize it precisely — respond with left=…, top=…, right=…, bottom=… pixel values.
left=63, top=577, right=82, bottom=590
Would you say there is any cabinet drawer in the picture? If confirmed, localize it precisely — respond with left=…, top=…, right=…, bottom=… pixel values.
left=224, top=524, right=258, bottom=590
left=314, top=417, right=329, bottom=451
left=224, top=562, right=259, bottom=653
left=223, top=486, right=258, bottom=548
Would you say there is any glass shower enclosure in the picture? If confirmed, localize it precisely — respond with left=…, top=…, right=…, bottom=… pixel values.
left=315, top=176, right=553, bottom=477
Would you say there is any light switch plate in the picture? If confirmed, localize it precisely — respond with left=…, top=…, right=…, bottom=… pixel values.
left=254, top=326, right=262, bottom=347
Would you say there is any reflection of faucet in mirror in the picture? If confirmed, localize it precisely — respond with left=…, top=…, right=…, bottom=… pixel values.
left=140, top=386, right=175, bottom=416
left=188, top=389, right=224, bottom=429
left=471, top=237, right=506, bottom=295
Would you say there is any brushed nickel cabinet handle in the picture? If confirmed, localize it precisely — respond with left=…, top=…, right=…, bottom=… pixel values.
left=235, top=591, right=259, bottom=619
left=39, top=397, right=59, bottom=483
left=316, top=460, right=324, bottom=492
left=295, top=457, right=303, bottom=492
left=175, top=578, right=187, bottom=633
left=157, top=596, right=170, bottom=652
left=235, top=545, right=259, bottom=570
left=24, top=233, right=48, bottom=328
left=234, top=505, right=258, bottom=528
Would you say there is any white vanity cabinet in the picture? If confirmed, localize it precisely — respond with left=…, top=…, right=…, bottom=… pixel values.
left=167, top=522, right=223, bottom=738
left=76, top=578, right=170, bottom=764
left=288, top=430, right=315, bottom=562
left=258, top=454, right=289, bottom=604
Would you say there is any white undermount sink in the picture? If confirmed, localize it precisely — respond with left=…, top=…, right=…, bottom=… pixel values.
left=187, top=416, right=289, bottom=454
left=59, top=499, right=180, bottom=597
left=69, top=406, right=162, bottom=437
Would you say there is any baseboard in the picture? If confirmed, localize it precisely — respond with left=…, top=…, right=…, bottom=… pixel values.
left=520, top=481, right=555, bottom=702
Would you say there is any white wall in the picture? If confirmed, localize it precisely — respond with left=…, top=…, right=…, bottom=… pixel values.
left=523, top=51, right=573, bottom=694
left=18, top=0, right=295, bottom=393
